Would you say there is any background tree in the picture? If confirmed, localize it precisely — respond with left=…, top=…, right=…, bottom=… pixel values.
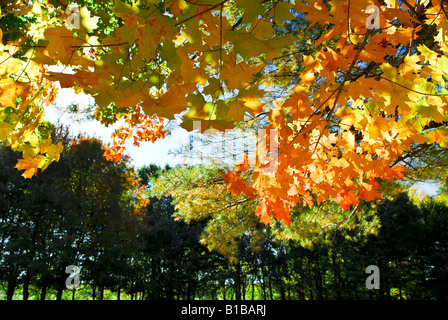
left=0, top=127, right=147, bottom=300
left=151, top=164, right=263, bottom=262
left=418, top=196, right=448, bottom=300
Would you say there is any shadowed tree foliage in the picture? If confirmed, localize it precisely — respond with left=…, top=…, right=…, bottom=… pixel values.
left=0, top=127, right=147, bottom=300
left=1, top=139, right=448, bottom=300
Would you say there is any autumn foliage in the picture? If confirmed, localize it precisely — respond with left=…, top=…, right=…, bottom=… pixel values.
left=1, top=0, right=448, bottom=224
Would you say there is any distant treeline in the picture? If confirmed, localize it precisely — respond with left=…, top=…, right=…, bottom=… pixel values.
left=1, top=135, right=447, bottom=300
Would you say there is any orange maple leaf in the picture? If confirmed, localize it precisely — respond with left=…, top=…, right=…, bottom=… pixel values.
left=357, top=181, right=382, bottom=202
left=223, top=170, right=256, bottom=198
left=15, top=155, right=45, bottom=179
left=234, top=154, right=252, bottom=173
left=335, top=189, right=359, bottom=211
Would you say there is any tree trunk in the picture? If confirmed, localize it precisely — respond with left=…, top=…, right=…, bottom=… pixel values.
left=251, top=274, right=255, bottom=300
left=330, top=249, right=342, bottom=299
left=235, top=261, right=241, bottom=300
left=261, top=268, right=267, bottom=300
left=315, top=265, right=324, bottom=300
left=99, top=284, right=104, bottom=300
left=186, top=280, right=192, bottom=300
left=40, top=282, right=47, bottom=300
left=280, top=285, right=286, bottom=300
left=298, top=288, right=305, bottom=300
left=211, top=282, right=217, bottom=300
left=56, top=281, right=65, bottom=300
left=22, top=272, right=31, bottom=300
left=222, top=283, right=227, bottom=300
left=242, top=274, right=246, bottom=300
left=7, top=277, right=17, bottom=301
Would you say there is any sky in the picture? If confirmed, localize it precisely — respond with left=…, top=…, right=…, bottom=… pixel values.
left=46, top=88, right=191, bottom=169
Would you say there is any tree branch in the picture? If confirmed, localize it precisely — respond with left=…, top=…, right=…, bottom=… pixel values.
left=401, top=0, right=420, bottom=18
left=205, top=197, right=252, bottom=216
left=174, top=0, right=230, bottom=27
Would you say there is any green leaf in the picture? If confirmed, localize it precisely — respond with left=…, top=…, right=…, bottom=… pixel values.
left=111, top=0, right=139, bottom=18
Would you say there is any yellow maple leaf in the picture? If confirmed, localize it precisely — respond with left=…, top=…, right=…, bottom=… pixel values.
left=80, top=6, right=99, bottom=33
left=45, top=142, right=64, bottom=162
left=44, top=26, right=75, bottom=64
left=220, top=61, right=263, bottom=90
left=0, top=80, right=29, bottom=108
left=399, top=54, right=421, bottom=77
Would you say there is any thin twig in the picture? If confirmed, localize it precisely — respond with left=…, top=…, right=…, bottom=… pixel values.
left=379, top=76, right=448, bottom=97
left=13, top=42, right=130, bottom=49
left=174, top=0, right=230, bottom=26
left=220, top=3, right=223, bottom=71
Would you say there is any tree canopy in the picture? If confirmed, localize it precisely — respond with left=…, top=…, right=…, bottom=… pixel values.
left=1, top=0, right=448, bottom=225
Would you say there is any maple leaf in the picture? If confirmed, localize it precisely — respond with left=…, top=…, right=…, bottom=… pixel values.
left=111, top=0, right=139, bottom=18
left=220, top=61, right=264, bottom=90
left=295, top=0, right=333, bottom=26
left=428, top=126, right=448, bottom=147
left=16, top=155, right=46, bottom=179
left=358, top=181, right=382, bottom=202
left=435, top=20, right=448, bottom=43
left=335, top=189, right=359, bottom=211
left=234, top=154, right=252, bottom=173
left=45, top=142, right=64, bottom=162
left=383, top=165, right=407, bottom=180
left=80, top=7, right=99, bottom=33
left=399, top=54, right=421, bottom=77
left=223, top=170, right=256, bottom=198
left=255, top=199, right=272, bottom=225
left=0, top=80, right=29, bottom=108
left=215, top=98, right=246, bottom=124
left=141, top=82, right=197, bottom=120
left=44, top=26, right=75, bottom=64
